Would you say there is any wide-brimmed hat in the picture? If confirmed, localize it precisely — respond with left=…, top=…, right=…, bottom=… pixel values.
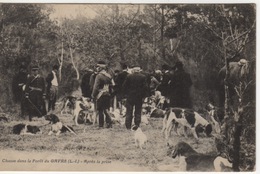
left=96, top=60, right=107, bottom=68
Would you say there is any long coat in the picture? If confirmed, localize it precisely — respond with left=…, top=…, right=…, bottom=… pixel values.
left=12, top=71, right=28, bottom=103
left=92, top=71, right=113, bottom=110
left=115, top=70, right=128, bottom=100
left=81, top=71, right=93, bottom=98
left=157, top=71, right=171, bottom=97
left=25, top=75, right=46, bottom=117
left=169, top=69, right=192, bottom=108
left=122, top=72, right=149, bottom=100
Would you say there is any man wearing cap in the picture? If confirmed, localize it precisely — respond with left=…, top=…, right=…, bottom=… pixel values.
left=169, top=61, right=193, bottom=108
left=25, top=65, right=47, bottom=121
left=122, top=65, right=149, bottom=129
left=46, top=64, right=59, bottom=112
left=91, top=61, right=114, bottom=128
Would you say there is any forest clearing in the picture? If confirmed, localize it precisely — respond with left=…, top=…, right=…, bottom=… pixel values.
left=0, top=3, right=256, bottom=172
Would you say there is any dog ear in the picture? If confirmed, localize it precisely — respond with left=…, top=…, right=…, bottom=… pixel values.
left=86, top=97, right=91, bottom=102
left=44, top=115, right=52, bottom=122
left=51, top=114, right=59, bottom=123
left=205, top=124, right=213, bottom=136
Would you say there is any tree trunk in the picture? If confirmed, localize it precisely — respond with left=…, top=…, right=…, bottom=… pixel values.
left=69, top=46, right=79, bottom=80
left=153, top=5, right=157, bottom=60
left=223, top=41, right=231, bottom=138
left=138, top=28, right=142, bottom=60
left=17, top=37, right=20, bottom=52
left=233, top=122, right=242, bottom=171
left=160, top=5, right=165, bottom=60
left=58, top=41, right=63, bottom=81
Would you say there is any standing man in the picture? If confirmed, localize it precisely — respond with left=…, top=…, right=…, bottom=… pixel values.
left=91, top=61, right=113, bottom=129
left=122, top=65, right=149, bottom=129
left=25, top=65, right=47, bottom=121
left=81, top=68, right=93, bottom=98
left=157, top=64, right=171, bottom=97
left=115, top=64, right=129, bottom=113
left=12, top=64, right=29, bottom=118
left=169, top=61, right=193, bottom=108
left=46, top=64, right=59, bottom=112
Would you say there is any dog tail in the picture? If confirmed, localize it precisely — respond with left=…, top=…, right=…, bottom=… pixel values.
left=64, top=125, right=77, bottom=136
left=214, top=156, right=232, bottom=171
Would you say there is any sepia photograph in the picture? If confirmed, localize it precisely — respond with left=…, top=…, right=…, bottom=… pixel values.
left=0, top=1, right=256, bottom=172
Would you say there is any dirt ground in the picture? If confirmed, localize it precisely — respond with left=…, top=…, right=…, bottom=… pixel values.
left=0, top=79, right=255, bottom=173
left=0, top=103, right=217, bottom=172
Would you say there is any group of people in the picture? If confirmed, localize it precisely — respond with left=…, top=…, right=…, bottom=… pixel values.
left=80, top=61, right=149, bottom=129
left=81, top=60, right=193, bottom=129
left=13, top=60, right=192, bottom=129
left=12, top=64, right=59, bottom=121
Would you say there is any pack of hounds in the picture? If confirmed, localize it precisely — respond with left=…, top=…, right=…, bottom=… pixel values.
left=2, top=90, right=232, bottom=171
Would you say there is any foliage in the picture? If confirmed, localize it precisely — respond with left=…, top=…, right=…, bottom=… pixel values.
left=0, top=4, right=256, bottom=171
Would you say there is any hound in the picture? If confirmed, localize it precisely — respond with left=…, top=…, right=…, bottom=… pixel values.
left=162, top=108, right=212, bottom=140
left=169, top=141, right=232, bottom=171
left=45, top=114, right=76, bottom=136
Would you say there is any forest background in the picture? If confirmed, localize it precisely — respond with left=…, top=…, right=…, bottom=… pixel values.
left=0, top=3, right=256, bottom=171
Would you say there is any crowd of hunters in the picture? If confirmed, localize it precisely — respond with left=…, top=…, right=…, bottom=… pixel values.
left=12, top=60, right=192, bottom=129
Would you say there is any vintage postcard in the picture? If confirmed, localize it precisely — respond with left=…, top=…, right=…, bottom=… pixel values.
left=0, top=1, right=257, bottom=172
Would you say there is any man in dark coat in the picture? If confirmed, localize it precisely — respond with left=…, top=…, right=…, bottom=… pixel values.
left=122, top=65, right=149, bottom=129
left=25, top=65, right=47, bottom=121
left=91, top=61, right=113, bottom=128
left=157, top=64, right=171, bottom=97
left=81, top=69, right=93, bottom=98
left=114, top=64, right=129, bottom=111
left=12, top=64, right=29, bottom=118
left=169, top=61, right=193, bottom=108
left=46, top=64, right=59, bottom=112
left=89, top=71, right=98, bottom=96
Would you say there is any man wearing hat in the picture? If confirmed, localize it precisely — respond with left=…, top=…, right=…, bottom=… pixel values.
left=46, top=64, right=59, bottom=112
left=24, top=65, right=47, bottom=121
left=12, top=64, right=29, bottom=118
left=91, top=61, right=114, bottom=128
left=122, top=65, right=149, bottom=129
left=168, top=61, right=193, bottom=108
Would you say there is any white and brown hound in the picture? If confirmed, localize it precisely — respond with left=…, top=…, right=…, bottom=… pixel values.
left=72, top=97, right=94, bottom=126
left=169, top=141, right=232, bottom=171
left=60, top=96, right=77, bottom=115
left=45, top=114, right=76, bottom=136
left=162, top=108, right=212, bottom=140
left=13, top=123, right=42, bottom=135
left=205, top=103, right=221, bottom=134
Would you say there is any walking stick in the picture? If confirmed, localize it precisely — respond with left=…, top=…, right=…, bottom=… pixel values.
left=26, top=97, right=43, bottom=116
